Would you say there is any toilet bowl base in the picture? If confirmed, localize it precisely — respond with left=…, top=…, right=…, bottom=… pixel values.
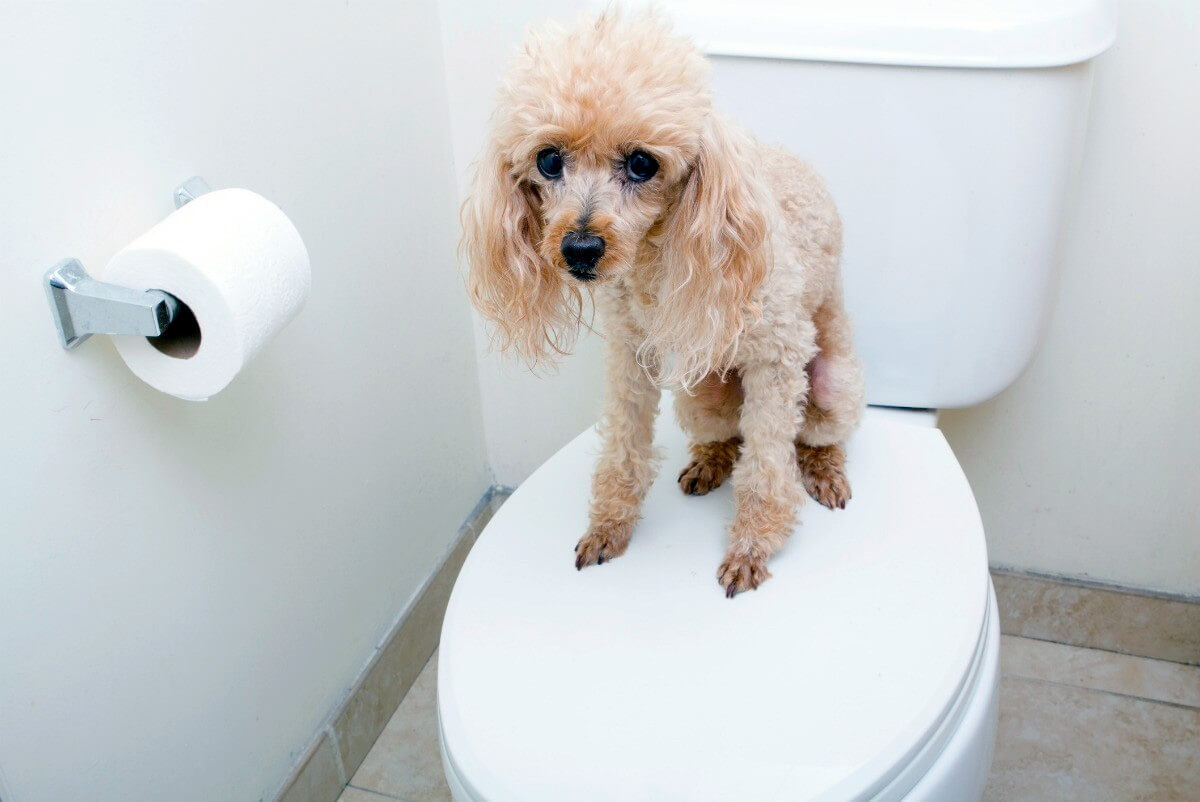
left=439, top=580, right=1000, bottom=802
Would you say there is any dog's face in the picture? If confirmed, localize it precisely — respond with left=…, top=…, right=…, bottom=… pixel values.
left=527, top=137, right=669, bottom=285
left=464, top=11, right=769, bottom=387
left=515, top=107, right=703, bottom=286
left=497, top=14, right=710, bottom=286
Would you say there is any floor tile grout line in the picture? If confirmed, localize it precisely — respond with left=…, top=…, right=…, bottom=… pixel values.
left=1002, top=672, right=1200, bottom=712
left=340, top=655, right=441, bottom=802
left=1002, top=633, right=1200, bottom=668
left=344, top=783, right=410, bottom=801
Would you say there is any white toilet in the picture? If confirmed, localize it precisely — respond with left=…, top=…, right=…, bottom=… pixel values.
left=438, top=2, right=1115, bottom=800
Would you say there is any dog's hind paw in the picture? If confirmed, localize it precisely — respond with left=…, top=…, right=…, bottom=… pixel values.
left=677, top=459, right=727, bottom=495
left=677, top=438, right=740, bottom=496
left=574, top=521, right=633, bottom=570
left=717, top=550, right=772, bottom=598
left=796, top=442, right=851, bottom=510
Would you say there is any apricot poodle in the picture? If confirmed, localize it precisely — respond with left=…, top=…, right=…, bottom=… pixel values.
left=462, top=9, right=864, bottom=596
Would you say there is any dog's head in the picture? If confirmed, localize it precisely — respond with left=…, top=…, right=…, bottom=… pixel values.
left=463, top=9, right=769, bottom=386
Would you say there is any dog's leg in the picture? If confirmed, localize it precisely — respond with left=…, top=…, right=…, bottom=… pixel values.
left=678, top=437, right=741, bottom=495
left=674, top=370, right=743, bottom=495
left=795, top=299, right=862, bottom=510
left=718, top=356, right=807, bottom=597
left=575, top=334, right=661, bottom=570
left=799, top=299, right=864, bottom=448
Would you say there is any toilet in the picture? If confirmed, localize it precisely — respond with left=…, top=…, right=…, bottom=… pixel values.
left=438, top=2, right=1115, bottom=800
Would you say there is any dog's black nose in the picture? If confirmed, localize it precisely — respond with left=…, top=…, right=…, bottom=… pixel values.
left=561, top=231, right=605, bottom=272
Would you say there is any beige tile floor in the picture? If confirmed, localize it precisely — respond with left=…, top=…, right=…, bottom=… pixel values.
left=339, top=637, right=1200, bottom=802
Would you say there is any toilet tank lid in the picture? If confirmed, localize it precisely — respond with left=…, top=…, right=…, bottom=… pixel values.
left=656, top=0, right=1116, bottom=68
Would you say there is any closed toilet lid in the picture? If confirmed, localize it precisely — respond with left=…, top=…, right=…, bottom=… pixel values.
left=439, top=408, right=990, bottom=801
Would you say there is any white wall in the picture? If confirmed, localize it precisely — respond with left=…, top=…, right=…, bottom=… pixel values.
left=0, top=2, right=489, bottom=801
left=442, top=0, right=1199, bottom=595
left=439, top=0, right=604, bottom=484
left=939, top=0, right=1200, bottom=596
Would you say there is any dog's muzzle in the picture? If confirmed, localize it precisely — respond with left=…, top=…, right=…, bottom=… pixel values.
left=560, top=231, right=605, bottom=281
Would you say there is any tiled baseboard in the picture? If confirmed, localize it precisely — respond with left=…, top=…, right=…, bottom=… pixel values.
left=273, top=485, right=513, bottom=802
left=991, top=567, right=1200, bottom=666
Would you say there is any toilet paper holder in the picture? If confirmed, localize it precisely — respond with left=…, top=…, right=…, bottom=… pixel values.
left=44, top=176, right=211, bottom=350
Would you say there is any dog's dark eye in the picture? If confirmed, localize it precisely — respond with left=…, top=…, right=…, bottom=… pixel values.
left=625, top=150, right=659, bottom=182
left=536, top=148, right=564, bottom=180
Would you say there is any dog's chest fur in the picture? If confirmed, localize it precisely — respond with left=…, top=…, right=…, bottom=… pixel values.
left=604, top=252, right=662, bottom=344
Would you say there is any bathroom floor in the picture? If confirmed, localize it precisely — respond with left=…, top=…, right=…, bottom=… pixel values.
left=336, top=634, right=1199, bottom=801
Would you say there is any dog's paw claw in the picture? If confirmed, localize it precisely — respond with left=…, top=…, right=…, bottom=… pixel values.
left=574, top=522, right=632, bottom=570
left=717, top=550, right=771, bottom=598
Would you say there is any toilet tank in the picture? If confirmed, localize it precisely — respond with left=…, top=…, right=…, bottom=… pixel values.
left=663, top=0, right=1117, bottom=408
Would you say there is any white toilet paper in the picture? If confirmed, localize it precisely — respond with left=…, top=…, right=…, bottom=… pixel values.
left=102, top=188, right=311, bottom=401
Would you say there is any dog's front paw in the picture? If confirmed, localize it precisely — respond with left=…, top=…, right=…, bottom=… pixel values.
left=717, top=549, right=772, bottom=598
left=574, top=521, right=633, bottom=570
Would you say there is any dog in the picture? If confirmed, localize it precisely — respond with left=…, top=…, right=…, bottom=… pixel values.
left=462, top=9, right=864, bottom=597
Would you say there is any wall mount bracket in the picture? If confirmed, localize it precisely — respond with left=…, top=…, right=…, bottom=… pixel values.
left=43, top=176, right=211, bottom=350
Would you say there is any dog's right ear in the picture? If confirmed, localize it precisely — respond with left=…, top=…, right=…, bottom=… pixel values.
left=462, top=141, right=579, bottom=365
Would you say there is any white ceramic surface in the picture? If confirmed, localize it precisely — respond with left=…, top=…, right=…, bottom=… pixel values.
left=657, top=0, right=1116, bottom=68
left=438, top=408, right=992, bottom=800
left=441, top=583, right=1001, bottom=802
left=705, top=56, right=1099, bottom=409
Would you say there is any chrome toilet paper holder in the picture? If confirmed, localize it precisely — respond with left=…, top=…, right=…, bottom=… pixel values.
left=44, top=176, right=211, bottom=350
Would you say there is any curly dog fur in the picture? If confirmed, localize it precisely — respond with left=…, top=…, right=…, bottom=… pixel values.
left=463, top=9, right=865, bottom=596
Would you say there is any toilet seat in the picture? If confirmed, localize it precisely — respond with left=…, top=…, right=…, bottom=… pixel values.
left=438, top=408, right=994, bottom=801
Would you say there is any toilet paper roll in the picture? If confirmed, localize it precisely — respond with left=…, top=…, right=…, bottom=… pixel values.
left=102, top=188, right=310, bottom=401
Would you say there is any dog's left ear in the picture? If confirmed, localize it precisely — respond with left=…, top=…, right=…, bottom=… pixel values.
left=648, top=115, right=770, bottom=389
